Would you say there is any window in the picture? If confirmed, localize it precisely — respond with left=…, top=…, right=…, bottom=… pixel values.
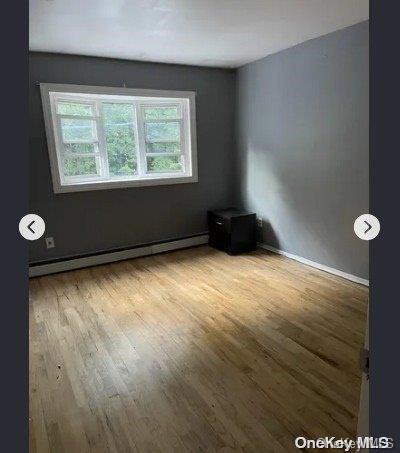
left=40, top=84, right=197, bottom=193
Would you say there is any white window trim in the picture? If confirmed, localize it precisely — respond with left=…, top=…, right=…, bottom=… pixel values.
left=40, top=83, right=198, bottom=193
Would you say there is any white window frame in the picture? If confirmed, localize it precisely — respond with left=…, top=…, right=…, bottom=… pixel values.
left=40, top=83, right=198, bottom=193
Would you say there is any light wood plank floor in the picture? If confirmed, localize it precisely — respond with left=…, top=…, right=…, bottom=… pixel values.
left=30, top=246, right=368, bottom=452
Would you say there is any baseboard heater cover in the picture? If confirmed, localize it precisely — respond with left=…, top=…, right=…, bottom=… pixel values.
left=29, top=234, right=209, bottom=278
left=258, top=242, right=369, bottom=287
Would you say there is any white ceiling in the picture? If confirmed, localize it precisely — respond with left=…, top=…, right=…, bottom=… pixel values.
left=29, top=0, right=369, bottom=68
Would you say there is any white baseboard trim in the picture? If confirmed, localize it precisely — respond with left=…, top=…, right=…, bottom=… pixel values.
left=29, top=234, right=209, bottom=278
left=258, top=243, right=369, bottom=287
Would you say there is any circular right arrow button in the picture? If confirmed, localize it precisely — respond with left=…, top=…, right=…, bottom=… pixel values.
left=354, top=214, right=380, bottom=241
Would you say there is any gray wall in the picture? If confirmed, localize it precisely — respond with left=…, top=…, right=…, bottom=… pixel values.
left=30, top=22, right=369, bottom=278
left=29, top=53, right=236, bottom=262
left=236, top=21, right=369, bottom=279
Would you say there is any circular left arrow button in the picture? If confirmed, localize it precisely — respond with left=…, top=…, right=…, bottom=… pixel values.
left=19, top=214, right=45, bottom=241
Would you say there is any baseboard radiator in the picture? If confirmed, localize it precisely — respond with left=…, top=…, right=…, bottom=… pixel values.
left=29, top=234, right=209, bottom=277
left=29, top=235, right=368, bottom=287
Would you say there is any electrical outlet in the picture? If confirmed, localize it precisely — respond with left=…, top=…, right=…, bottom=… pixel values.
left=45, top=237, right=55, bottom=249
left=257, top=217, right=263, bottom=227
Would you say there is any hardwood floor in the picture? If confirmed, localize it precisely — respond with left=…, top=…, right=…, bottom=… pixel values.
left=29, top=246, right=368, bottom=452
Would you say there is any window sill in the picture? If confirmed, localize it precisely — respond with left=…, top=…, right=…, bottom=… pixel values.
left=53, top=174, right=198, bottom=193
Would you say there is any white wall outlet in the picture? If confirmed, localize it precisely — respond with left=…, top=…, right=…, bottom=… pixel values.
left=257, top=217, right=263, bottom=227
left=45, top=237, right=55, bottom=249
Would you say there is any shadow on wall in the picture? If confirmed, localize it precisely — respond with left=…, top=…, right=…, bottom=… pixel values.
left=234, top=21, right=369, bottom=279
left=237, top=137, right=368, bottom=278
left=257, top=220, right=280, bottom=250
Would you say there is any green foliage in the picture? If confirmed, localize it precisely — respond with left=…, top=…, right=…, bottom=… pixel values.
left=64, top=157, right=97, bottom=177
left=61, top=118, right=94, bottom=141
left=147, top=156, right=182, bottom=172
left=57, top=102, right=93, bottom=116
left=103, top=103, right=137, bottom=176
left=146, top=142, right=180, bottom=153
left=145, top=122, right=180, bottom=141
left=60, top=101, right=183, bottom=177
left=144, top=117, right=182, bottom=172
left=65, top=143, right=94, bottom=154
left=144, top=106, right=179, bottom=120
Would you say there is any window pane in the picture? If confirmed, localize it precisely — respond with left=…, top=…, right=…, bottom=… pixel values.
left=63, top=156, right=98, bottom=177
left=103, top=103, right=137, bottom=176
left=146, top=142, right=180, bottom=154
left=64, top=143, right=96, bottom=154
left=57, top=102, right=93, bottom=116
left=144, top=106, right=180, bottom=120
left=147, top=155, right=183, bottom=173
left=145, top=122, right=180, bottom=142
left=61, top=118, right=95, bottom=141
